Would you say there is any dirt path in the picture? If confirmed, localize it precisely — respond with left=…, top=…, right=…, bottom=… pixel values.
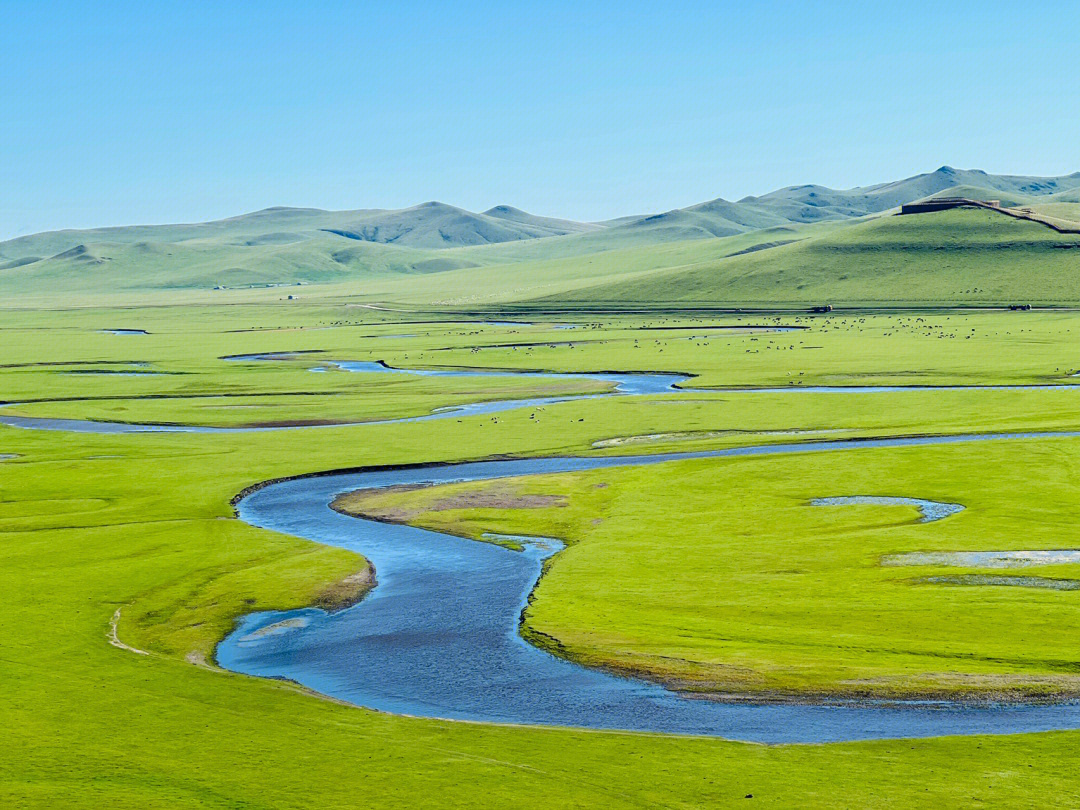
left=107, top=608, right=150, bottom=656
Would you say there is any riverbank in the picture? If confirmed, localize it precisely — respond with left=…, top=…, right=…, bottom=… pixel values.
left=9, top=305, right=1080, bottom=805
left=223, top=431, right=1080, bottom=735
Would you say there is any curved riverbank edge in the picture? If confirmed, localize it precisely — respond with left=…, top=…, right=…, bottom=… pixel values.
left=310, top=563, right=378, bottom=612
left=225, top=428, right=1048, bottom=508
left=326, top=484, right=1080, bottom=706
left=5, top=351, right=1080, bottom=433
left=220, top=428, right=1080, bottom=717
left=227, top=425, right=1080, bottom=504
left=7, top=379, right=1080, bottom=432
left=228, top=453, right=534, bottom=506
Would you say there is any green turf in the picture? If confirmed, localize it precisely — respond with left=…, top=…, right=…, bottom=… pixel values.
left=7, top=303, right=1080, bottom=807
left=540, top=208, right=1080, bottom=307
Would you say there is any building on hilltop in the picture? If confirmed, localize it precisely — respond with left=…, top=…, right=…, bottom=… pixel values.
left=900, top=198, right=1001, bottom=215
left=897, top=198, right=1080, bottom=233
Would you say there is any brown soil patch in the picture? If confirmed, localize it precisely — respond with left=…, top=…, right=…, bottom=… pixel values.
left=426, top=491, right=566, bottom=511
left=244, top=418, right=350, bottom=428
left=334, top=483, right=566, bottom=525
left=313, top=565, right=375, bottom=611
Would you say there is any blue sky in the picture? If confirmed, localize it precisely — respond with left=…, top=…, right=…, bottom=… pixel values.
left=2, top=0, right=1079, bottom=238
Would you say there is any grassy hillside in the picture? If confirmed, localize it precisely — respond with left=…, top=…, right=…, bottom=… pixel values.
left=540, top=208, right=1080, bottom=307
left=351, top=223, right=851, bottom=307
left=549, top=167, right=1080, bottom=247
left=0, top=234, right=463, bottom=298
left=11, top=207, right=1079, bottom=310
left=1029, top=202, right=1080, bottom=223
left=4, top=167, right=1080, bottom=308
left=740, top=166, right=1080, bottom=219
left=6, top=207, right=1079, bottom=310
left=0, top=219, right=855, bottom=307
left=0, top=204, right=846, bottom=304
left=0, top=202, right=598, bottom=262
left=318, top=201, right=599, bottom=247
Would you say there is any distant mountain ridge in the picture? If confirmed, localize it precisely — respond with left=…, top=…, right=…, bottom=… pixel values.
left=0, top=201, right=600, bottom=260
left=747, top=166, right=1080, bottom=217
left=3, top=167, right=1079, bottom=301
left=616, top=166, right=1080, bottom=241
left=5, top=166, right=1080, bottom=263
left=317, top=201, right=601, bottom=249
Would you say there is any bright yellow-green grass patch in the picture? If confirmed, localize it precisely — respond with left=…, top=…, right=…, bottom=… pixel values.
left=7, top=303, right=1080, bottom=807
left=422, top=310, right=1080, bottom=388
left=543, top=208, right=1080, bottom=307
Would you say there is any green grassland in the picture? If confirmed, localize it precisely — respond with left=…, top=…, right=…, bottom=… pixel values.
left=7, top=309, right=1080, bottom=429
left=534, top=209, right=1080, bottom=308
left=393, top=310, right=1080, bottom=387
left=7, top=304, right=1080, bottom=806
left=1, top=366, right=610, bottom=428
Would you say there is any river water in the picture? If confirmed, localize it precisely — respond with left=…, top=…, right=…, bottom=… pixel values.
left=9, top=353, right=1080, bottom=740
left=217, top=432, right=1080, bottom=743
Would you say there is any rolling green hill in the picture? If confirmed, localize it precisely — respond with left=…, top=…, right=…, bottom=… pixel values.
left=352, top=222, right=847, bottom=307
left=540, top=208, right=1080, bottom=307
left=0, top=234, right=465, bottom=298
left=0, top=202, right=600, bottom=262
left=4, top=167, right=1080, bottom=307
left=317, top=201, right=601, bottom=248
left=591, top=167, right=1080, bottom=242
left=744, top=166, right=1080, bottom=220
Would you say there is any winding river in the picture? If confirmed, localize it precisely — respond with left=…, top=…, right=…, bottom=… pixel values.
left=217, top=432, right=1080, bottom=744
left=9, top=354, right=1080, bottom=741
left=4, top=354, right=1080, bottom=434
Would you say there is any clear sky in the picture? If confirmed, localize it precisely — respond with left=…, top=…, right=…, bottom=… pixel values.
left=3, top=0, right=1079, bottom=239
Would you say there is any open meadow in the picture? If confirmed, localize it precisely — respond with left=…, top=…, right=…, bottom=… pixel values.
left=6, top=294, right=1080, bottom=806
